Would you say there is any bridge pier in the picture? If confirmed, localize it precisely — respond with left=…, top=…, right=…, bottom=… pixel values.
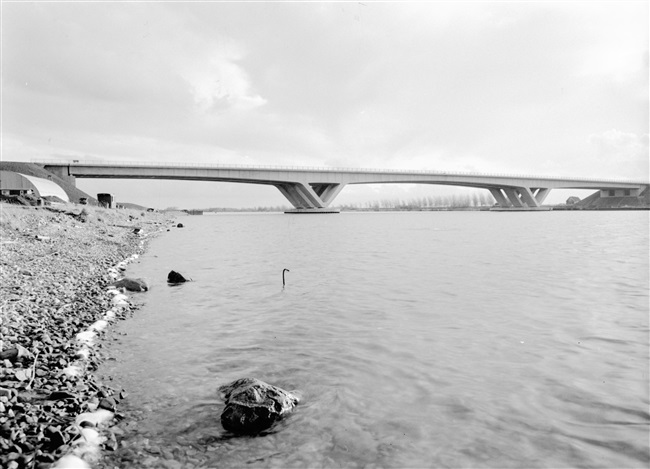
left=488, top=188, right=511, bottom=208
left=274, top=182, right=345, bottom=211
left=533, top=188, right=550, bottom=204
left=517, top=187, right=539, bottom=207
left=503, top=188, right=525, bottom=207
left=310, top=183, right=346, bottom=205
left=489, top=186, right=551, bottom=209
left=276, top=184, right=320, bottom=209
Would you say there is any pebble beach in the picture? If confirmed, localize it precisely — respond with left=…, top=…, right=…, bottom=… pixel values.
left=0, top=203, right=171, bottom=469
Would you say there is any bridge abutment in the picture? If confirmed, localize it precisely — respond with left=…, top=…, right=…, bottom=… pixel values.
left=43, top=165, right=76, bottom=187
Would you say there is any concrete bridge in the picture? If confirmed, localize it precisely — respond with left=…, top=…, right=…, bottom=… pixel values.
left=40, top=160, right=648, bottom=212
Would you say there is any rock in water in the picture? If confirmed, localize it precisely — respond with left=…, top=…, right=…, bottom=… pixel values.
left=112, top=277, right=148, bottom=292
left=167, top=270, right=188, bottom=284
left=219, top=378, right=299, bottom=434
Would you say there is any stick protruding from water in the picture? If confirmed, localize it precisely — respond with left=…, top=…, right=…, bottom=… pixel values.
left=282, top=268, right=290, bottom=288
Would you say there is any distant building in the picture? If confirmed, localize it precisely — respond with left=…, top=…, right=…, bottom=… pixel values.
left=0, top=170, right=69, bottom=202
left=599, top=188, right=640, bottom=198
left=97, top=193, right=115, bottom=208
left=566, top=196, right=581, bottom=205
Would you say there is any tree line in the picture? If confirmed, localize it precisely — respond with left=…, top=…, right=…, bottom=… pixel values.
left=335, top=191, right=495, bottom=210
left=168, top=190, right=495, bottom=212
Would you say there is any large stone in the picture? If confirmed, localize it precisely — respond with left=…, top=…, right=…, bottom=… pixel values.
left=218, top=378, right=299, bottom=434
left=167, top=270, right=189, bottom=284
left=112, top=277, right=148, bottom=292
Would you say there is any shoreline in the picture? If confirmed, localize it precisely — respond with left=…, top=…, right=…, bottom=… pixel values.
left=0, top=203, right=173, bottom=469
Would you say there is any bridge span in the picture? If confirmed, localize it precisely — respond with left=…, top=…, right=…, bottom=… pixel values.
left=40, top=161, right=648, bottom=212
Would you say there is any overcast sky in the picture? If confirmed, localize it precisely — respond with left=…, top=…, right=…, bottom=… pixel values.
left=2, top=1, right=648, bottom=208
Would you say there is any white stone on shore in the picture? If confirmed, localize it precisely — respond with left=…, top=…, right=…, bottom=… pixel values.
left=78, top=427, right=103, bottom=445
left=71, top=427, right=105, bottom=463
left=62, top=365, right=82, bottom=377
left=75, top=409, right=114, bottom=426
left=90, top=320, right=108, bottom=332
left=112, top=293, right=128, bottom=302
left=53, top=454, right=90, bottom=469
left=76, top=330, right=96, bottom=344
left=75, top=348, right=90, bottom=360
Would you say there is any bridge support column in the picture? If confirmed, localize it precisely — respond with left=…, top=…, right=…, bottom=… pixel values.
left=275, top=182, right=344, bottom=212
left=488, top=188, right=511, bottom=207
left=503, top=188, right=525, bottom=207
left=516, top=187, right=540, bottom=208
left=533, top=188, right=550, bottom=205
left=491, top=186, right=550, bottom=209
left=310, top=183, right=346, bottom=205
left=276, top=185, right=309, bottom=209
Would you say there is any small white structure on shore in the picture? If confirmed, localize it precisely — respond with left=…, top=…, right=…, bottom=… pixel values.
left=0, top=170, right=69, bottom=202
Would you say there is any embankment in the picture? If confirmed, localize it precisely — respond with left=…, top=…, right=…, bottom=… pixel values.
left=0, top=203, right=173, bottom=469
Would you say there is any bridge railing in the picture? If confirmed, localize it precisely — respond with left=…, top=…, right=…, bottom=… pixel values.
left=31, top=158, right=648, bottom=184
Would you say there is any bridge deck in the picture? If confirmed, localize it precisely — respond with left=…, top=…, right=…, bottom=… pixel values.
left=38, top=160, right=648, bottom=210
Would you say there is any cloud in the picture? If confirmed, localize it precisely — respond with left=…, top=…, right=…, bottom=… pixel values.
left=183, top=59, right=267, bottom=112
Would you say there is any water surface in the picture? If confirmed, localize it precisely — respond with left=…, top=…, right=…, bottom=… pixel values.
left=99, top=211, right=649, bottom=468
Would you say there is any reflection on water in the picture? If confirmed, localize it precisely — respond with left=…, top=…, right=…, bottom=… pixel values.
left=99, top=211, right=649, bottom=468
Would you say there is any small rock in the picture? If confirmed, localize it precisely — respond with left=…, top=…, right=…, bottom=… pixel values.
left=0, top=348, right=18, bottom=361
left=177, top=223, right=184, bottom=228
left=104, top=434, right=118, bottom=451
left=167, top=270, right=189, bottom=284
left=47, top=391, right=77, bottom=401
left=98, top=397, right=117, bottom=412
left=0, top=345, right=31, bottom=362
left=112, top=278, right=148, bottom=292
left=218, top=378, right=300, bottom=435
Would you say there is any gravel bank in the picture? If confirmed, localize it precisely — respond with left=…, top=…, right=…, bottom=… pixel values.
left=0, top=203, right=172, bottom=469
